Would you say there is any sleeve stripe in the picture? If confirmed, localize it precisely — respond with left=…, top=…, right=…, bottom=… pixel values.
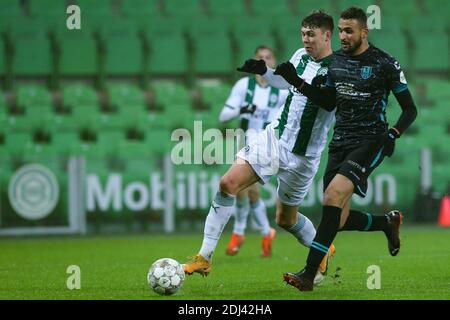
left=393, top=84, right=408, bottom=94
left=224, top=104, right=236, bottom=109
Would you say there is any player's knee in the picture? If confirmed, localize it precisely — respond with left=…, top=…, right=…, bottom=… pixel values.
left=275, top=211, right=296, bottom=229
left=248, top=188, right=259, bottom=203
left=219, top=175, right=240, bottom=195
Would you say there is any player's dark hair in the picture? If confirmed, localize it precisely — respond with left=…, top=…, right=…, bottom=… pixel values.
left=254, top=45, right=275, bottom=56
left=340, top=6, right=368, bottom=27
left=301, top=10, right=334, bottom=34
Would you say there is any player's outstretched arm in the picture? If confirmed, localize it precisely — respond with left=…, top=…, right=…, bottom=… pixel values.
left=263, top=67, right=293, bottom=90
left=219, top=104, right=241, bottom=122
left=382, top=89, right=418, bottom=157
left=392, top=89, right=418, bottom=135
left=274, top=62, right=336, bottom=111
left=237, top=59, right=291, bottom=89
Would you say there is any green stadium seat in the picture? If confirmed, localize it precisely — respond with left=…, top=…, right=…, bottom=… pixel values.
left=76, top=0, right=115, bottom=28
left=292, top=0, right=335, bottom=15
left=63, top=83, right=99, bottom=109
left=97, top=130, right=126, bottom=155
left=145, top=33, right=188, bottom=76
left=52, top=131, right=80, bottom=155
left=52, top=113, right=81, bottom=132
left=16, top=84, right=53, bottom=109
left=198, top=81, right=232, bottom=110
left=207, top=0, right=247, bottom=18
left=121, top=0, right=160, bottom=20
left=0, top=90, right=5, bottom=108
left=26, top=105, right=53, bottom=129
left=146, top=111, right=172, bottom=129
left=412, top=34, right=449, bottom=71
left=165, top=0, right=204, bottom=18
left=24, top=142, right=58, bottom=160
left=122, top=107, right=150, bottom=129
left=144, top=129, right=173, bottom=155
left=0, top=38, right=5, bottom=76
left=413, top=126, right=448, bottom=149
left=192, top=110, right=219, bottom=129
left=406, top=16, right=447, bottom=33
left=69, top=106, right=102, bottom=133
left=145, top=16, right=187, bottom=36
left=77, top=0, right=113, bottom=14
left=423, top=0, right=450, bottom=21
left=5, top=115, right=34, bottom=132
left=100, top=19, right=143, bottom=76
left=433, top=163, right=450, bottom=193
left=379, top=0, right=421, bottom=21
left=71, top=141, right=109, bottom=175
left=29, top=0, right=65, bottom=16
left=117, top=138, right=154, bottom=176
left=188, top=16, right=229, bottom=37
left=425, top=79, right=450, bottom=100
left=419, top=107, right=449, bottom=126
left=55, top=27, right=98, bottom=77
left=151, top=81, right=191, bottom=106
left=369, top=30, right=409, bottom=69
left=192, top=35, right=233, bottom=75
left=5, top=132, right=33, bottom=157
left=29, top=0, right=66, bottom=29
left=233, top=17, right=277, bottom=64
left=338, top=0, right=374, bottom=11
left=250, top=0, right=291, bottom=17
left=0, top=0, right=23, bottom=21
left=107, top=83, right=146, bottom=109
left=10, top=19, right=52, bottom=76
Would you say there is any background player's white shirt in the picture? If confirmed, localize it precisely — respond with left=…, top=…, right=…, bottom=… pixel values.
left=263, top=48, right=336, bottom=157
left=219, top=77, right=288, bottom=131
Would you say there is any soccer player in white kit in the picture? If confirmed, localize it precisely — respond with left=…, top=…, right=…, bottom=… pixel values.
left=218, top=46, right=288, bottom=258
left=183, top=11, right=336, bottom=284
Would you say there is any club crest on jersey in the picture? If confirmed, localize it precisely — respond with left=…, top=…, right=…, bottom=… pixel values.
left=317, top=67, right=328, bottom=76
left=360, top=66, right=372, bottom=79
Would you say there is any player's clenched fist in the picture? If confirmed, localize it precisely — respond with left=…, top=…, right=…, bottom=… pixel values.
left=236, top=59, right=267, bottom=75
left=274, top=62, right=304, bottom=88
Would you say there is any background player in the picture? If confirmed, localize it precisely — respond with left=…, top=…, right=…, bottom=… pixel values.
left=183, top=11, right=336, bottom=285
left=218, top=46, right=288, bottom=257
left=274, top=7, right=418, bottom=291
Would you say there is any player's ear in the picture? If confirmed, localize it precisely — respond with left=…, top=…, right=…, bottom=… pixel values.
left=325, top=30, right=332, bottom=42
left=361, top=27, right=369, bottom=41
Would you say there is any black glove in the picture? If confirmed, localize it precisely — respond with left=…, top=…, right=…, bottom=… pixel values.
left=240, top=104, right=257, bottom=115
left=383, top=128, right=400, bottom=157
left=236, top=59, right=267, bottom=75
left=311, top=74, right=328, bottom=88
left=274, top=62, right=304, bottom=88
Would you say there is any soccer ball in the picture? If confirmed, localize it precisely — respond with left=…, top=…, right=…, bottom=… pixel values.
left=147, top=258, right=185, bottom=295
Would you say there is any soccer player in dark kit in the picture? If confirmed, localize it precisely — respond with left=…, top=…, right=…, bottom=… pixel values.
left=273, top=6, right=418, bottom=291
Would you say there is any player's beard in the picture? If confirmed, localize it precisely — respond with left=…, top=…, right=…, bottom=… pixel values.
left=342, top=37, right=363, bottom=55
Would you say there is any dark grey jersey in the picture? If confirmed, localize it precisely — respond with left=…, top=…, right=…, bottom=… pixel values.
left=326, top=44, right=408, bottom=148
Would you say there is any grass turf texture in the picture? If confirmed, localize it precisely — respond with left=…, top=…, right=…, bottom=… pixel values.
left=0, top=226, right=449, bottom=300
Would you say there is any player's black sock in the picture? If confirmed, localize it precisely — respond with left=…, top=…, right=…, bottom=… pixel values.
left=339, top=210, right=388, bottom=232
left=304, top=205, right=342, bottom=280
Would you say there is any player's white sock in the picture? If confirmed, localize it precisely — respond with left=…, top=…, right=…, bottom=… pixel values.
left=232, top=197, right=250, bottom=236
left=199, top=191, right=236, bottom=261
left=283, top=213, right=316, bottom=247
left=250, top=199, right=271, bottom=236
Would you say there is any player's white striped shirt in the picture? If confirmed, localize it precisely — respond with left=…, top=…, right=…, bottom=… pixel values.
left=264, top=48, right=335, bottom=157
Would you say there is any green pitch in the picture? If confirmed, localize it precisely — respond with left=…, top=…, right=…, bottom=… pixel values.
left=1, top=226, right=449, bottom=300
